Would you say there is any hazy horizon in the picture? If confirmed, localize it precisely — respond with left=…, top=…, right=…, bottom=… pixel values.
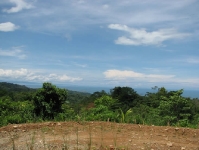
left=1, top=81, right=198, bottom=98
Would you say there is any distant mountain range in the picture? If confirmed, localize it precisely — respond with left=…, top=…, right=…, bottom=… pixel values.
left=0, top=82, right=36, bottom=92
left=0, top=82, right=91, bottom=103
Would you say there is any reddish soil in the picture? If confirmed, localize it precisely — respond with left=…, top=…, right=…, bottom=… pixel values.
left=0, top=121, right=199, bottom=150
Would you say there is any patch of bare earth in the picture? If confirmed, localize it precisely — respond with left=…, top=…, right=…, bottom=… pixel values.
left=0, top=121, right=199, bottom=150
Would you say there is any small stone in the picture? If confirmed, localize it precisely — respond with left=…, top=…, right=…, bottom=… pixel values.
left=167, top=142, right=173, bottom=147
left=164, top=128, right=168, bottom=131
left=181, top=147, right=186, bottom=150
left=175, top=128, right=179, bottom=131
left=109, top=145, right=114, bottom=150
left=13, top=125, right=18, bottom=129
left=57, top=123, right=61, bottom=126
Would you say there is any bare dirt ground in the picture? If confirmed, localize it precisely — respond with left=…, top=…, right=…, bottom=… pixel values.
left=0, top=121, right=199, bottom=150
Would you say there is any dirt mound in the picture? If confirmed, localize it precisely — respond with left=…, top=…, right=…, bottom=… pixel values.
left=0, top=121, right=199, bottom=150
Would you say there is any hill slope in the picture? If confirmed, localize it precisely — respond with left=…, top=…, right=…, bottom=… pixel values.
left=0, top=82, right=35, bottom=92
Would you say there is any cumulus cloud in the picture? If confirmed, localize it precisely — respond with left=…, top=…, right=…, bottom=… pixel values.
left=104, top=69, right=175, bottom=82
left=59, top=75, right=82, bottom=82
left=0, top=22, right=19, bottom=32
left=0, top=68, right=29, bottom=78
left=108, top=24, right=190, bottom=46
left=0, top=47, right=26, bottom=59
left=3, top=0, right=33, bottom=13
left=0, top=68, right=82, bottom=82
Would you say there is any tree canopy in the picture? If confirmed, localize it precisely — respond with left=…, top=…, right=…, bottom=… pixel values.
left=111, top=86, right=140, bottom=112
left=33, top=82, right=67, bottom=119
left=1, top=82, right=199, bottom=128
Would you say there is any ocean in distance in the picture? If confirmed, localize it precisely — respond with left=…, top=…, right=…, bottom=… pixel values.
left=61, top=85, right=199, bottom=99
left=12, top=81, right=199, bottom=99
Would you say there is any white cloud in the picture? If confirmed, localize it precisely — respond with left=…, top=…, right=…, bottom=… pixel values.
left=104, top=70, right=144, bottom=79
left=72, top=62, right=87, bottom=68
left=3, top=0, right=33, bottom=13
left=186, top=58, right=199, bottom=64
left=108, top=24, right=190, bottom=46
left=104, top=69, right=175, bottom=81
left=103, top=69, right=199, bottom=88
left=0, top=47, right=26, bottom=59
left=59, top=75, right=82, bottom=82
left=0, top=22, right=19, bottom=32
left=0, top=68, right=28, bottom=78
left=0, top=68, right=82, bottom=82
left=172, top=57, right=199, bottom=64
left=1, top=0, right=196, bottom=36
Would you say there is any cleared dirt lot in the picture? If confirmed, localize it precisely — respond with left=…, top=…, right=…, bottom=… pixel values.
left=0, top=121, right=199, bottom=150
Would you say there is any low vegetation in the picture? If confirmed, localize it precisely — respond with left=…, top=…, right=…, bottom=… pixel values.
left=0, top=82, right=199, bottom=128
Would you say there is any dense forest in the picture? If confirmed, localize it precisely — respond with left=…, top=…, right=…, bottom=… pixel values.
left=0, top=82, right=199, bottom=128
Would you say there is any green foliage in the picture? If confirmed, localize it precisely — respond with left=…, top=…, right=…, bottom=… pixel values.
left=111, top=86, right=140, bottom=112
left=0, top=82, right=34, bottom=92
left=118, top=108, right=133, bottom=123
left=94, top=95, right=117, bottom=109
left=84, top=95, right=117, bottom=121
left=0, top=97, right=34, bottom=126
left=158, top=89, right=192, bottom=126
left=0, top=82, right=36, bottom=101
left=79, top=90, right=108, bottom=107
left=55, top=104, right=75, bottom=121
left=1, top=82, right=199, bottom=129
left=67, top=90, right=90, bottom=104
left=85, top=105, right=117, bottom=121
left=33, top=82, right=67, bottom=120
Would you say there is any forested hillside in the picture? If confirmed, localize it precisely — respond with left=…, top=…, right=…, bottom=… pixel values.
left=0, top=82, right=199, bottom=128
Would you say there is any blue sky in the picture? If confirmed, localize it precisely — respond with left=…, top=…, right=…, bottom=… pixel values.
left=0, top=0, right=199, bottom=90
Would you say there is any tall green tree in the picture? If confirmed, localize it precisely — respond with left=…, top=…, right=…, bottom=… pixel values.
left=144, top=87, right=168, bottom=108
left=111, top=86, right=140, bottom=112
left=33, top=82, right=67, bottom=119
left=158, top=89, right=192, bottom=126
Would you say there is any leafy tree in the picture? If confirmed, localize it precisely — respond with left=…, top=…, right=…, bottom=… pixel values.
left=144, top=87, right=169, bottom=108
left=158, top=89, right=192, bottom=126
left=94, top=95, right=117, bottom=109
left=33, top=82, right=67, bottom=120
left=84, top=95, right=117, bottom=121
left=111, top=86, right=140, bottom=112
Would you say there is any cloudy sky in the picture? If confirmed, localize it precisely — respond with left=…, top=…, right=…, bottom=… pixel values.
left=0, top=0, right=199, bottom=90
